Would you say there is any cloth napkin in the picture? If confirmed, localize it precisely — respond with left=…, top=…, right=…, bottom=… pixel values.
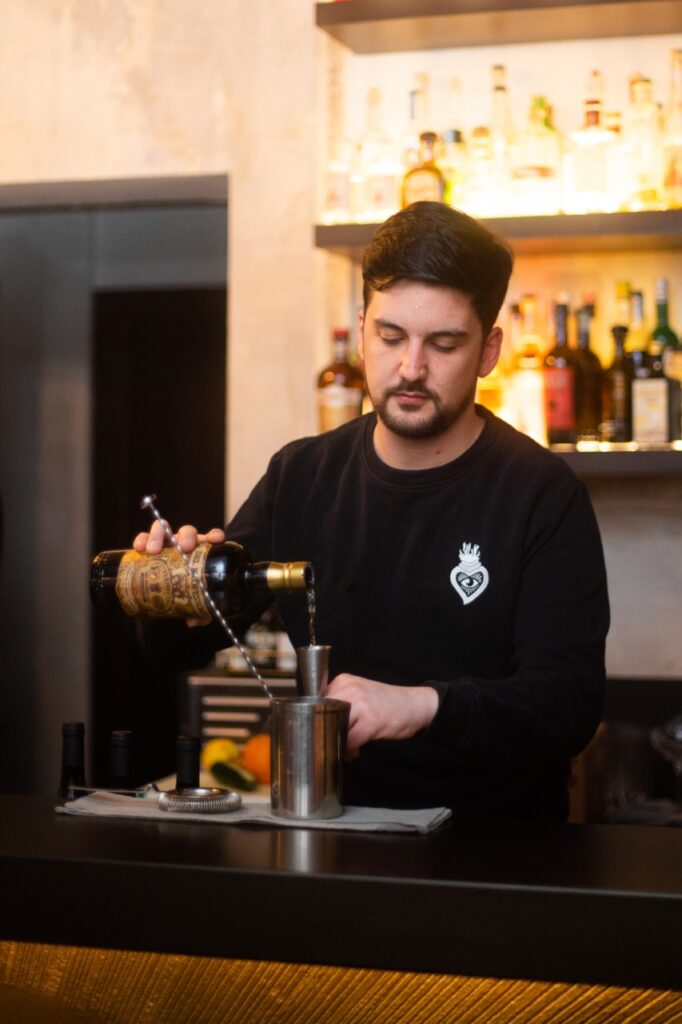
left=56, top=790, right=451, bottom=835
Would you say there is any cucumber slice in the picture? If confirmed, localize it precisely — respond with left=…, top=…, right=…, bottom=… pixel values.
left=211, top=760, right=259, bottom=792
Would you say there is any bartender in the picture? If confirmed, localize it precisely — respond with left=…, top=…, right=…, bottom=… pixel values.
left=135, top=201, right=610, bottom=819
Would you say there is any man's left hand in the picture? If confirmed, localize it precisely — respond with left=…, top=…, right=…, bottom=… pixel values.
left=325, top=674, right=439, bottom=757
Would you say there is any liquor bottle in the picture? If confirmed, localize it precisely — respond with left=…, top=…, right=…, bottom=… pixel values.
left=543, top=297, right=577, bottom=445
left=510, top=95, right=562, bottom=216
left=508, top=293, right=547, bottom=445
left=321, top=139, right=352, bottom=225
left=317, top=327, right=364, bottom=431
left=574, top=306, right=604, bottom=441
left=602, top=325, right=633, bottom=442
left=402, top=72, right=431, bottom=172
left=360, top=88, right=401, bottom=223
left=632, top=338, right=682, bottom=443
left=663, top=49, right=682, bottom=209
left=465, top=126, right=497, bottom=218
left=109, top=730, right=135, bottom=791
left=614, top=279, right=632, bottom=332
left=489, top=64, right=514, bottom=207
left=649, top=276, right=680, bottom=359
left=623, top=75, right=664, bottom=211
left=90, top=543, right=313, bottom=619
left=441, top=78, right=468, bottom=211
left=626, top=289, right=649, bottom=378
left=176, top=735, right=200, bottom=790
left=401, top=131, right=445, bottom=207
left=563, top=70, right=618, bottom=214
left=58, top=721, right=86, bottom=801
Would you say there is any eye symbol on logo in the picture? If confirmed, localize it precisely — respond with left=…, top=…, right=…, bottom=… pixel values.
left=450, top=543, right=489, bottom=605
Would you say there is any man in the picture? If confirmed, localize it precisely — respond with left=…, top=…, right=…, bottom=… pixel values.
left=136, top=202, right=609, bottom=819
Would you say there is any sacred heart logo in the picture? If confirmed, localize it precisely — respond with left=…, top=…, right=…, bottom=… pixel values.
left=450, top=543, right=489, bottom=605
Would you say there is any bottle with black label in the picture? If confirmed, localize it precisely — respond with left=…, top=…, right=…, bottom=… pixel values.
left=602, top=325, right=633, bottom=442
left=543, top=297, right=577, bottom=445
left=90, top=542, right=313, bottom=620
left=58, top=721, right=86, bottom=801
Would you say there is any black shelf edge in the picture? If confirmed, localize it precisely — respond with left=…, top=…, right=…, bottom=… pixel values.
left=315, top=210, right=682, bottom=259
left=0, top=175, right=228, bottom=213
left=316, top=0, right=682, bottom=52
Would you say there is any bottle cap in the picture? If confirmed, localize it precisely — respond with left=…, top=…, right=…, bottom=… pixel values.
left=443, top=128, right=463, bottom=145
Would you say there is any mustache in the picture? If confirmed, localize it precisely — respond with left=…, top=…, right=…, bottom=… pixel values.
left=387, top=383, right=436, bottom=399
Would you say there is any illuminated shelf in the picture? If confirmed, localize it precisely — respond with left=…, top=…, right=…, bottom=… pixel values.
left=553, top=447, right=682, bottom=476
left=316, top=0, right=682, bottom=52
left=315, top=209, right=682, bottom=259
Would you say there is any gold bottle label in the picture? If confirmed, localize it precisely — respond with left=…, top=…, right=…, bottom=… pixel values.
left=115, top=545, right=212, bottom=618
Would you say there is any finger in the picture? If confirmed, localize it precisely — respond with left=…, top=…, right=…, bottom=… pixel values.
left=146, top=519, right=169, bottom=554
left=132, top=532, right=150, bottom=553
left=187, top=616, right=213, bottom=628
left=197, top=527, right=226, bottom=545
left=175, top=524, right=200, bottom=553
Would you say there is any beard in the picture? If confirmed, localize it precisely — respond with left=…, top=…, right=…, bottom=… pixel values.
left=370, top=381, right=477, bottom=440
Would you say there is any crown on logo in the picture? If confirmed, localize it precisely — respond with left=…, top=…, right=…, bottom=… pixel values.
left=458, top=543, right=481, bottom=566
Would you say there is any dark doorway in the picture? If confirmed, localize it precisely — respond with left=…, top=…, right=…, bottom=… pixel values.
left=92, top=287, right=226, bottom=784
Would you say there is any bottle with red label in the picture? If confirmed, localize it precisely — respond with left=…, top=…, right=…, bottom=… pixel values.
left=543, top=296, right=577, bottom=445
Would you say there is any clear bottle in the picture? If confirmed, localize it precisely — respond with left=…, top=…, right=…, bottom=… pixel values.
left=317, top=327, right=364, bottom=432
left=511, top=95, right=562, bottom=216
left=489, top=64, right=514, bottom=207
left=509, top=293, right=547, bottom=445
left=402, top=72, right=431, bottom=173
left=58, top=721, right=87, bottom=801
left=663, top=49, right=682, bottom=209
left=441, top=77, right=468, bottom=210
left=543, top=297, right=577, bottom=445
left=627, top=289, right=650, bottom=379
left=623, top=75, right=665, bottom=211
left=321, top=138, right=352, bottom=225
left=360, top=88, right=401, bottom=223
left=90, top=543, right=313, bottom=619
left=402, top=131, right=445, bottom=207
left=563, top=70, right=618, bottom=214
left=574, top=305, right=604, bottom=442
left=602, top=325, right=633, bottom=442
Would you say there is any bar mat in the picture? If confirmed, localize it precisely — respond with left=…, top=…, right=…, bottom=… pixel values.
left=56, top=791, right=451, bottom=835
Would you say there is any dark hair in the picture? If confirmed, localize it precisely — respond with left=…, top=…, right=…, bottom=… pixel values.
left=362, top=202, right=514, bottom=336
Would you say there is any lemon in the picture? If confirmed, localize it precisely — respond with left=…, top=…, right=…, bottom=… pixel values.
left=200, top=737, right=240, bottom=771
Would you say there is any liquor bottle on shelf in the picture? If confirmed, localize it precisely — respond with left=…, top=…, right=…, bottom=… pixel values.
left=663, top=48, right=682, bottom=209
left=632, top=335, right=682, bottom=444
left=563, top=70, right=618, bottom=214
left=360, top=88, right=401, bottom=223
left=465, top=126, right=497, bottom=218
left=402, top=72, right=431, bottom=172
left=508, top=293, right=547, bottom=446
left=402, top=131, right=445, bottom=207
left=489, top=64, right=514, bottom=211
left=510, top=95, right=562, bottom=216
left=58, top=721, right=86, bottom=801
left=90, top=543, right=313, bottom=619
left=626, top=289, right=650, bottom=379
left=441, top=78, right=468, bottom=211
left=321, top=139, right=352, bottom=226
left=623, top=74, right=665, bottom=211
left=649, top=277, right=680, bottom=379
left=317, top=327, right=364, bottom=432
left=543, top=296, right=577, bottom=445
left=602, top=325, right=633, bottom=442
left=574, top=305, right=604, bottom=442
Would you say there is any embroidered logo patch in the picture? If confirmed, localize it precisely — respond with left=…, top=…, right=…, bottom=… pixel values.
left=450, top=543, right=489, bottom=605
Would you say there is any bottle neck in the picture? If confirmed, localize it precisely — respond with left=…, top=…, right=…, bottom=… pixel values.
left=655, top=300, right=670, bottom=330
left=245, top=562, right=314, bottom=592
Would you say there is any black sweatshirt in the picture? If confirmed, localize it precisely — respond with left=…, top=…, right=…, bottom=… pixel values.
left=219, top=409, right=610, bottom=820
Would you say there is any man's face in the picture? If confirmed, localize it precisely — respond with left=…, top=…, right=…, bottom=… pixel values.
left=358, top=280, right=501, bottom=441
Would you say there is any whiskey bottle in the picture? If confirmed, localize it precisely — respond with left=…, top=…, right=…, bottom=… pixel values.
left=602, top=325, right=633, bottom=442
left=402, top=132, right=445, bottom=207
left=317, top=327, right=364, bottom=432
left=509, top=293, right=547, bottom=445
left=563, top=70, right=618, bottom=214
left=574, top=306, right=604, bottom=442
left=90, top=543, right=313, bottom=619
left=543, top=297, right=577, bottom=445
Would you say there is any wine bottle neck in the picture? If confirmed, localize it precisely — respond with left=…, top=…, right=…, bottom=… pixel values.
left=245, top=561, right=314, bottom=592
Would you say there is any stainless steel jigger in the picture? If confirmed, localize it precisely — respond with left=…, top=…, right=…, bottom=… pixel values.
left=140, top=494, right=274, bottom=702
left=296, top=644, right=332, bottom=697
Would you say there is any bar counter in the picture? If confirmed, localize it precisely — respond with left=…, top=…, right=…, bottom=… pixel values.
left=1, top=795, right=682, bottom=994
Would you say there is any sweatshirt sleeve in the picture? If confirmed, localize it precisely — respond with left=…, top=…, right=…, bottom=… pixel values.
left=425, top=477, right=610, bottom=764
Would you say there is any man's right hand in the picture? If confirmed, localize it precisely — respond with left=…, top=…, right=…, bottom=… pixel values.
left=133, top=521, right=226, bottom=555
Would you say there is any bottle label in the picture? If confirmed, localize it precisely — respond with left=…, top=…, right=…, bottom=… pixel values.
left=632, top=378, right=669, bottom=443
left=543, top=366, right=575, bottom=430
left=318, top=384, right=363, bottom=432
left=115, top=545, right=211, bottom=618
left=402, top=169, right=444, bottom=206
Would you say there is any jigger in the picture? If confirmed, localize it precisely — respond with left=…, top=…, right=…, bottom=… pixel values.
left=296, top=644, right=332, bottom=697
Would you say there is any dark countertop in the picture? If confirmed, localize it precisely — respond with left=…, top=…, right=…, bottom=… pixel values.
left=1, top=796, right=681, bottom=990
